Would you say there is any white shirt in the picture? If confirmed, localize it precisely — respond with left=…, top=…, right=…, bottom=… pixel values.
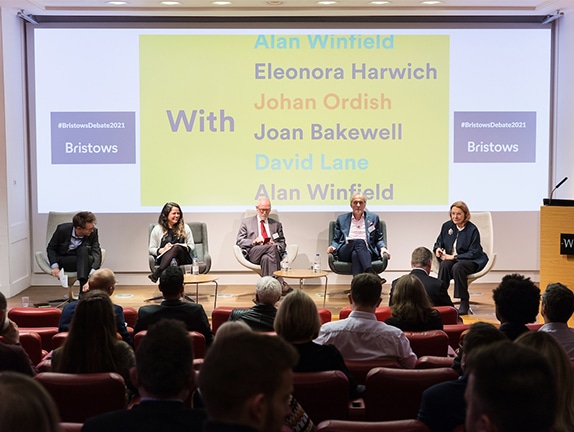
left=539, top=322, right=574, bottom=360
left=314, top=310, right=417, bottom=368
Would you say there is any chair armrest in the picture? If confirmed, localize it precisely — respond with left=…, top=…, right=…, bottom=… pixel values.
left=233, top=245, right=261, bottom=271
left=285, top=244, right=298, bottom=263
left=35, top=251, right=52, bottom=274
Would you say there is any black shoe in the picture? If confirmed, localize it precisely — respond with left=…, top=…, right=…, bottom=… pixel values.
left=148, top=273, right=158, bottom=283
left=458, top=300, right=470, bottom=315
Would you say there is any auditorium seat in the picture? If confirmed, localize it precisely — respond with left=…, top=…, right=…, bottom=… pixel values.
left=345, top=358, right=401, bottom=385
left=35, top=372, right=127, bottom=423
left=364, top=367, right=459, bottom=421
left=122, top=307, right=137, bottom=328
left=443, top=323, right=471, bottom=351
left=60, top=423, right=83, bottom=432
left=339, top=306, right=458, bottom=325
left=17, top=327, right=59, bottom=352
left=0, top=331, right=43, bottom=366
left=8, top=307, right=62, bottom=327
left=404, top=330, right=450, bottom=357
left=316, top=419, right=431, bottom=432
left=415, top=355, right=455, bottom=369
left=292, top=370, right=350, bottom=424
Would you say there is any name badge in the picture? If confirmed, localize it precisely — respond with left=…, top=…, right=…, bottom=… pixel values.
left=272, top=232, right=280, bottom=240
left=368, top=225, right=375, bottom=233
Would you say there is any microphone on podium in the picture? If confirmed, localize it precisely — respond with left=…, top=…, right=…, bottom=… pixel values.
left=549, top=176, right=568, bottom=205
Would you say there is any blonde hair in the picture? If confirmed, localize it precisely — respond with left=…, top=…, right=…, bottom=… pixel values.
left=450, top=201, right=471, bottom=224
left=274, top=290, right=321, bottom=343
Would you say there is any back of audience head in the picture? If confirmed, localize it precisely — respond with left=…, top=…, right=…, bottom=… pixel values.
left=541, top=282, right=574, bottom=323
left=135, top=319, right=193, bottom=400
left=56, top=290, right=118, bottom=373
left=390, top=274, right=434, bottom=322
left=86, top=268, right=116, bottom=295
left=515, top=331, right=574, bottom=432
left=274, top=289, right=321, bottom=343
left=492, top=274, right=540, bottom=324
left=411, top=246, right=433, bottom=269
left=0, top=372, right=61, bottom=432
left=459, top=322, right=506, bottom=373
left=0, top=291, right=6, bottom=320
left=350, top=273, right=383, bottom=308
left=215, top=320, right=252, bottom=341
left=465, top=341, right=556, bottom=432
left=159, top=266, right=184, bottom=298
left=198, top=331, right=299, bottom=432
left=255, top=276, right=281, bottom=305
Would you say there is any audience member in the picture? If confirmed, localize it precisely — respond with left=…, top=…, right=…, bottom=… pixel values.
left=51, top=291, right=135, bottom=389
left=47, top=210, right=101, bottom=291
left=539, top=282, right=574, bottom=359
left=82, top=319, right=206, bottom=432
left=0, top=291, right=19, bottom=344
left=198, top=331, right=298, bottom=432
left=275, top=289, right=364, bottom=399
left=236, top=197, right=292, bottom=294
left=59, top=268, right=132, bottom=345
left=228, top=276, right=281, bottom=332
left=0, top=342, right=37, bottom=376
left=433, top=201, right=488, bottom=315
left=390, top=246, right=454, bottom=307
left=515, top=331, right=574, bottom=432
left=385, top=274, right=443, bottom=331
left=214, top=319, right=315, bottom=432
left=315, top=273, right=416, bottom=367
left=0, top=371, right=61, bottom=432
left=492, top=273, right=540, bottom=340
left=134, top=266, right=214, bottom=346
left=327, top=193, right=390, bottom=277
left=418, top=322, right=505, bottom=432
left=148, top=202, right=195, bottom=283
left=464, top=341, right=556, bottom=432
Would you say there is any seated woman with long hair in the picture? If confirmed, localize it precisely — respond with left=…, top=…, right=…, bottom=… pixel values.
left=385, top=274, right=443, bottom=332
left=51, top=291, right=135, bottom=391
left=148, top=202, right=195, bottom=283
left=275, top=289, right=364, bottom=399
left=515, top=331, right=574, bottom=432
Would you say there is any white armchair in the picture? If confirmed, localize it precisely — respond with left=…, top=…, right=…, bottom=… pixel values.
left=233, top=210, right=298, bottom=275
left=35, top=211, right=106, bottom=305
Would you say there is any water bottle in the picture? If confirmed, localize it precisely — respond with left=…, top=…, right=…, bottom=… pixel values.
left=313, top=253, right=321, bottom=273
left=170, top=258, right=178, bottom=267
left=281, top=253, right=289, bottom=272
left=192, top=257, right=199, bottom=275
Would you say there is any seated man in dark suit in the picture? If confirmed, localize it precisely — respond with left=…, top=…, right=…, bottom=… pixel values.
left=390, top=246, right=454, bottom=307
left=228, top=276, right=281, bottom=332
left=47, top=211, right=101, bottom=291
left=58, top=268, right=132, bottom=345
left=82, top=319, right=206, bottom=432
left=134, top=266, right=214, bottom=346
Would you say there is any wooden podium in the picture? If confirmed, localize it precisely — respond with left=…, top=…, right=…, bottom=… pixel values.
left=540, top=204, right=574, bottom=291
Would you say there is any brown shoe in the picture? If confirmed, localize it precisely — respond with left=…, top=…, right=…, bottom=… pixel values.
left=281, top=282, right=294, bottom=296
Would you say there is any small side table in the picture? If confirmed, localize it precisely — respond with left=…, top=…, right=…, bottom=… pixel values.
left=184, top=274, right=219, bottom=308
left=273, top=269, right=329, bottom=306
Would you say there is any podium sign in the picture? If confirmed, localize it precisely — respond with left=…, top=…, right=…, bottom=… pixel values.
left=540, top=206, right=574, bottom=292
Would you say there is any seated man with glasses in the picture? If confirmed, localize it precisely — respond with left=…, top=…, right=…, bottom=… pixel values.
left=47, top=211, right=102, bottom=292
left=236, top=198, right=292, bottom=295
left=328, top=193, right=391, bottom=278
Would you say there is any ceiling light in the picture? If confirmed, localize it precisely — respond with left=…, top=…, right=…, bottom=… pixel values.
left=317, top=1, right=337, bottom=4
left=370, top=1, right=391, bottom=4
left=212, top=1, right=231, bottom=4
left=106, top=1, right=128, bottom=4
left=421, top=1, right=442, bottom=4
left=160, top=1, right=181, bottom=5
left=266, top=1, right=284, bottom=4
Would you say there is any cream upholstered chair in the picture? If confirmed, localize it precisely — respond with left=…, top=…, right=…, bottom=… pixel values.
left=432, top=211, right=496, bottom=287
left=35, top=211, right=106, bottom=304
left=233, top=210, right=298, bottom=275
